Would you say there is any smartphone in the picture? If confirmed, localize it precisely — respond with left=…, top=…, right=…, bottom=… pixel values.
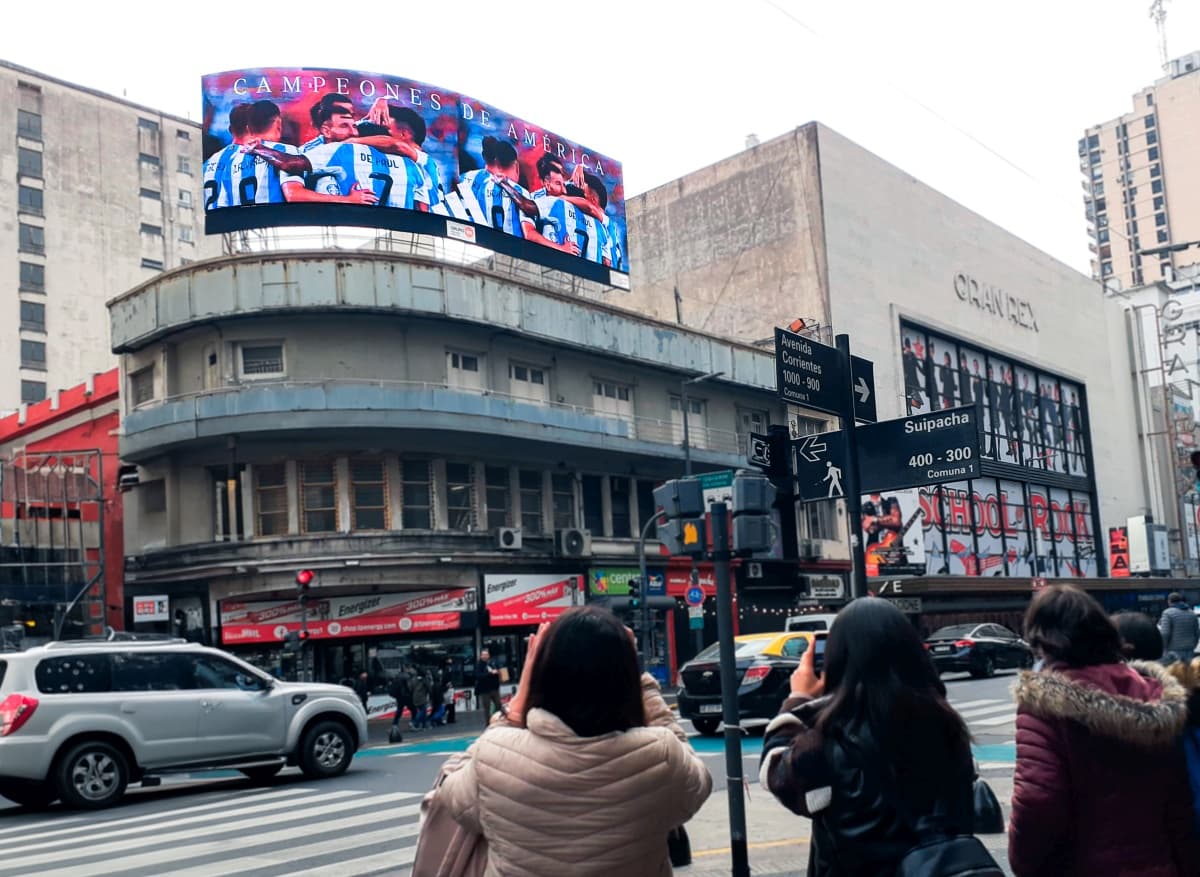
left=812, top=634, right=828, bottom=675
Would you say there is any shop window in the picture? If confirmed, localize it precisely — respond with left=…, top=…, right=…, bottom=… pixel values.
left=351, top=460, right=387, bottom=530
left=485, top=466, right=511, bottom=530
left=610, top=476, right=632, bottom=538
left=445, top=462, right=475, bottom=530
left=301, top=461, right=337, bottom=533
left=256, top=464, right=288, bottom=536
left=519, top=470, right=544, bottom=533
left=552, top=473, right=576, bottom=529
left=401, top=460, right=432, bottom=529
left=581, top=474, right=604, bottom=535
left=129, top=366, right=155, bottom=407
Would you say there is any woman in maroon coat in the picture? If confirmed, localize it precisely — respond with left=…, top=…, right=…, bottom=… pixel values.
left=1009, top=585, right=1199, bottom=877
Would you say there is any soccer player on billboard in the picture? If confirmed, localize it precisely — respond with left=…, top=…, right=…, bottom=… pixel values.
left=204, top=101, right=310, bottom=209
left=203, top=103, right=252, bottom=211
left=362, top=99, right=446, bottom=211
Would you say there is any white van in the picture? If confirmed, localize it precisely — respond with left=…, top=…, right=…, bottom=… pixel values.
left=784, top=613, right=839, bottom=633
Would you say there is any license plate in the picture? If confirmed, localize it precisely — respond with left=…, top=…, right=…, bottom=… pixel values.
left=933, top=645, right=951, bottom=653
left=699, top=704, right=722, bottom=714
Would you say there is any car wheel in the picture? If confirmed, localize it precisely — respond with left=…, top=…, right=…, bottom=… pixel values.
left=298, top=721, right=354, bottom=779
left=970, top=655, right=996, bottom=679
left=55, top=740, right=129, bottom=810
left=691, top=717, right=721, bottom=737
left=0, top=780, right=57, bottom=809
left=239, top=764, right=284, bottom=783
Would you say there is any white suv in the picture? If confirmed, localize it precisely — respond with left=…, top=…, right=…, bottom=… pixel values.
left=0, top=639, right=368, bottom=809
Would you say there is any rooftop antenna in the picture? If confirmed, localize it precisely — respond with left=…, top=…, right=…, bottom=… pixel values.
left=1150, top=0, right=1170, bottom=71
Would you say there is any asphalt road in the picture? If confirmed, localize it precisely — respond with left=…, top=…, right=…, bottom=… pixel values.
left=0, top=671, right=1021, bottom=876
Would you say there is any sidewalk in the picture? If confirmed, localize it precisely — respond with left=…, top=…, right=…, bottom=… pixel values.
left=365, top=709, right=489, bottom=747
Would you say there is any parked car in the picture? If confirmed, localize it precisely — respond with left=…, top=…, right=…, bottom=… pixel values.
left=784, top=613, right=839, bottom=633
left=924, top=623, right=1033, bottom=678
left=0, top=639, right=368, bottom=810
left=677, top=632, right=822, bottom=736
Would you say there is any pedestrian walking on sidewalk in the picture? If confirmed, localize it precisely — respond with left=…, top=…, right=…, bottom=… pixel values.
left=433, top=607, right=712, bottom=877
left=1158, top=593, right=1199, bottom=666
left=760, top=597, right=979, bottom=876
left=1010, top=585, right=1200, bottom=877
left=474, top=649, right=502, bottom=718
left=388, top=668, right=413, bottom=743
left=410, top=668, right=431, bottom=730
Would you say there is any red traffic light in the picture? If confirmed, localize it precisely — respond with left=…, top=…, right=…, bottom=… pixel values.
left=297, top=630, right=310, bottom=641
left=295, top=569, right=315, bottom=588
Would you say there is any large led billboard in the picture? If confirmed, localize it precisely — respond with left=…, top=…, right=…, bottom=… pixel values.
left=201, top=68, right=628, bottom=286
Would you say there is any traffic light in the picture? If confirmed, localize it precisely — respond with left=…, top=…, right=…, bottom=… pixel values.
left=296, top=569, right=315, bottom=605
left=654, top=479, right=706, bottom=558
left=628, top=576, right=642, bottom=610
left=732, top=472, right=777, bottom=555
left=283, top=629, right=310, bottom=653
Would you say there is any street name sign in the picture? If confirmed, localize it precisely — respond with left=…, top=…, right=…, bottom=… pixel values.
left=856, top=405, right=982, bottom=493
left=774, top=328, right=845, bottom=416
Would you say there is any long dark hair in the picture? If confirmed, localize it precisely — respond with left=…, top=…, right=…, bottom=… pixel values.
left=818, top=598, right=969, bottom=757
left=1025, top=585, right=1123, bottom=667
left=524, top=606, right=644, bottom=737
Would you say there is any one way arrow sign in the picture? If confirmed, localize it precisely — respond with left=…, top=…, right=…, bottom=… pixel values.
left=795, top=434, right=828, bottom=463
left=850, top=356, right=876, bottom=423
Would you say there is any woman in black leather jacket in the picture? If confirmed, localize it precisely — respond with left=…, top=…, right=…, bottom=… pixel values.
left=759, top=598, right=974, bottom=876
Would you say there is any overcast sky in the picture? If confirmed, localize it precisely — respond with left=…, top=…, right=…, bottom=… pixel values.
left=3, top=0, right=1196, bottom=277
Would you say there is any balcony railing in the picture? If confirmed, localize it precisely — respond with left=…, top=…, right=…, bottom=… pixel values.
left=128, top=379, right=743, bottom=456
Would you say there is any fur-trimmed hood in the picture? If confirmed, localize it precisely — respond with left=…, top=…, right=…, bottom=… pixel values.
left=1014, top=660, right=1188, bottom=747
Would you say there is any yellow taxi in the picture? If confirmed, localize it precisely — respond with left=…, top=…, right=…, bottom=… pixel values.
left=676, top=631, right=826, bottom=736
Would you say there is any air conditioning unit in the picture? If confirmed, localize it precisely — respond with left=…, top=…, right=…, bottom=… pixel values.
left=495, top=527, right=522, bottom=550
left=555, top=528, right=592, bottom=558
left=747, top=561, right=763, bottom=579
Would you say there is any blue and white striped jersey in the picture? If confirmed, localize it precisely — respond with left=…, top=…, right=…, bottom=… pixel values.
left=536, top=196, right=610, bottom=263
left=304, top=142, right=429, bottom=209
left=202, top=141, right=300, bottom=208
left=459, top=169, right=529, bottom=238
left=604, top=214, right=625, bottom=271
left=414, top=148, right=443, bottom=208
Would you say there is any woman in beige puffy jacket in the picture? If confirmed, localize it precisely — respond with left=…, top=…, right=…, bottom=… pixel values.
left=439, top=606, right=713, bottom=877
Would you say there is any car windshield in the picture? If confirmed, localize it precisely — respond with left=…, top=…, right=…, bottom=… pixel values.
left=930, top=624, right=979, bottom=639
left=693, top=640, right=772, bottom=662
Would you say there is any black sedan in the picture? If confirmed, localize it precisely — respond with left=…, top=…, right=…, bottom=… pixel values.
left=925, top=623, right=1033, bottom=678
left=677, top=632, right=822, bottom=736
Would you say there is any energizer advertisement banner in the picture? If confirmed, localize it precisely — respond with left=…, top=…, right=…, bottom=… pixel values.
left=200, top=68, right=627, bottom=286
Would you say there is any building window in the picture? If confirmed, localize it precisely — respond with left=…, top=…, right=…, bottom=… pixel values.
left=140, top=187, right=161, bottom=200
left=485, top=466, right=511, bottom=530
left=179, top=226, right=194, bottom=244
left=509, top=362, right=549, bottom=402
left=1154, top=196, right=1165, bottom=211
left=140, top=258, right=163, bottom=270
left=593, top=379, right=634, bottom=419
left=1152, top=179, right=1163, bottom=194
left=1149, top=146, right=1159, bottom=161
left=519, top=470, right=543, bottom=533
left=1086, top=134, right=1099, bottom=149
left=1158, top=229, right=1169, bottom=243
left=447, top=351, right=483, bottom=390
left=1156, top=213, right=1167, bottom=227
left=17, top=109, right=42, bottom=141
left=551, top=473, right=576, bottom=529
left=20, top=339, right=46, bottom=370
left=1147, top=130, right=1158, bottom=146
left=350, top=460, right=388, bottom=530
left=737, top=407, right=769, bottom=439
left=19, top=300, right=45, bottom=332
left=300, top=462, right=337, bottom=533
left=1150, top=163, right=1161, bottom=178
left=18, top=223, right=43, bottom=255
left=401, top=460, right=432, bottom=529
left=177, top=155, right=192, bottom=175
left=1101, top=261, right=1113, bottom=277
left=1094, top=198, right=1106, bottom=214
left=138, top=153, right=161, bottom=169
left=609, top=476, right=632, bottom=538
left=1145, top=114, right=1156, bottom=129
left=801, top=501, right=837, bottom=543
left=18, top=185, right=43, bottom=216
left=239, top=343, right=285, bottom=378
left=19, top=262, right=44, bottom=292
left=129, top=366, right=155, bottom=406
left=17, top=82, right=42, bottom=113
left=20, top=380, right=46, bottom=404
left=140, top=223, right=162, bottom=237
left=177, top=129, right=191, bottom=141
left=179, top=190, right=193, bottom=209
left=17, top=147, right=42, bottom=179
left=1097, top=229, right=1110, bottom=244
left=1147, top=93, right=1154, bottom=106
left=255, top=465, right=288, bottom=536
left=669, top=396, right=707, bottom=448
left=581, top=474, right=604, bottom=535
left=445, top=462, right=475, bottom=530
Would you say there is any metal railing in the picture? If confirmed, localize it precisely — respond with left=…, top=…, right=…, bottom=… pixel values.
left=130, top=378, right=743, bottom=456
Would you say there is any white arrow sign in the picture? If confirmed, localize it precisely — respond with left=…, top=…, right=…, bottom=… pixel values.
left=855, top=376, right=872, bottom=404
left=795, top=435, right=828, bottom=463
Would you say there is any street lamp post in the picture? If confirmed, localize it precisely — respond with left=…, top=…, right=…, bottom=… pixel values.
left=679, top=370, right=723, bottom=656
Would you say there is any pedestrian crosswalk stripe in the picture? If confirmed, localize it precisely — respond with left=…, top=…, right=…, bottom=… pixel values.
left=957, top=703, right=1016, bottom=719
left=0, top=793, right=422, bottom=874
left=950, top=699, right=1006, bottom=710
left=287, top=845, right=419, bottom=877
left=972, top=713, right=1017, bottom=727
left=159, top=821, right=422, bottom=877
left=12, top=788, right=366, bottom=854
